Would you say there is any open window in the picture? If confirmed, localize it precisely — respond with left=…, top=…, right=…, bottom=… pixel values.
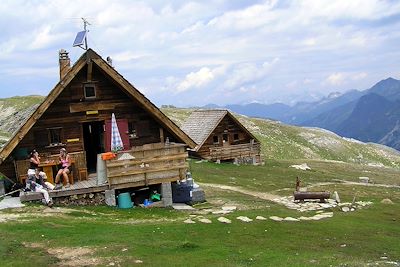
left=222, top=134, right=229, bottom=143
left=213, top=135, right=219, bottom=144
left=84, top=84, right=96, bottom=99
left=233, top=133, right=239, bottom=141
left=48, top=127, right=63, bottom=145
left=35, top=127, right=64, bottom=147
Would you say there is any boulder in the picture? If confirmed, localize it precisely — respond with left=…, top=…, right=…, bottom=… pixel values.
left=380, top=198, right=394, bottom=204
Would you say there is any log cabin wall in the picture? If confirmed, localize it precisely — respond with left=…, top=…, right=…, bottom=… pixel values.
left=196, top=115, right=256, bottom=159
left=5, top=63, right=178, bottom=180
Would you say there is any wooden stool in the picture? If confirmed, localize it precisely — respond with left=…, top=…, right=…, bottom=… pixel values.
left=19, top=174, right=28, bottom=185
left=78, top=168, right=88, bottom=181
left=68, top=171, right=74, bottom=185
left=62, top=172, right=74, bottom=185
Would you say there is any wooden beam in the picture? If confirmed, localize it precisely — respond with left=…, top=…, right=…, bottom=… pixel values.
left=87, top=60, right=93, bottom=82
left=159, top=128, right=164, bottom=142
left=106, top=153, right=188, bottom=168
left=110, top=176, right=180, bottom=190
left=20, top=184, right=109, bottom=202
left=107, top=164, right=188, bottom=178
left=69, top=100, right=127, bottom=113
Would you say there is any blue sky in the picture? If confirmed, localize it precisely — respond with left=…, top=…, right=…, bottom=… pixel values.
left=1, top=0, right=400, bottom=106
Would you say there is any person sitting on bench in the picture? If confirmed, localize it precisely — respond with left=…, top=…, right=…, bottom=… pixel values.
left=32, top=168, right=55, bottom=191
left=26, top=169, right=53, bottom=207
left=27, top=149, right=41, bottom=176
left=54, top=148, right=71, bottom=189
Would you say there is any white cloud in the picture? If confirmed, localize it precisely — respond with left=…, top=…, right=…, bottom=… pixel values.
left=224, top=58, right=279, bottom=89
left=326, top=73, right=346, bottom=86
left=176, top=67, right=215, bottom=92
left=0, top=0, right=399, bottom=104
left=29, top=26, right=69, bottom=50
left=302, top=38, right=317, bottom=46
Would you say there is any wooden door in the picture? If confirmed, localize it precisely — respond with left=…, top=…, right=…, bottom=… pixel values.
left=105, top=119, right=130, bottom=151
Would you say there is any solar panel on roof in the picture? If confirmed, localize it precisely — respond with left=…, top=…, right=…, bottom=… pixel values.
left=72, top=30, right=87, bottom=47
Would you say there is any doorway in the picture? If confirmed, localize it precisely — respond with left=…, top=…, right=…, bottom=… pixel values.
left=83, top=121, right=105, bottom=173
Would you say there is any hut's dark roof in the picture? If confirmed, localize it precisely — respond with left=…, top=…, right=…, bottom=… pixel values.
left=181, top=109, right=228, bottom=149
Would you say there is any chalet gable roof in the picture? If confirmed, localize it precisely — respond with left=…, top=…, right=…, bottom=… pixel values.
left=0, top=49, right=195, bottom=164
left=181, top=109, right=258, bottom=152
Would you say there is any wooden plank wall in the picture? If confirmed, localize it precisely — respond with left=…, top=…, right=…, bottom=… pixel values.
left=4, top=63, right=180, bottom=180
left=106, top=143, right=188, bottom=188
left=209, top=142, right=261, bottom=162
left=197, top=115, right=259, bottom=160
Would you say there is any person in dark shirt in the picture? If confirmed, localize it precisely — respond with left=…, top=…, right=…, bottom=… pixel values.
left=27, top=149, right=41, bottom=176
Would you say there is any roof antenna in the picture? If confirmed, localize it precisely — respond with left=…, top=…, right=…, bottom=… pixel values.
left=73, top=18, right=91, bottom=50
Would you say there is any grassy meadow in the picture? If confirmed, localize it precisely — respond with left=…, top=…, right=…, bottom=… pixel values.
left=0, top=106, right=399, bottom=266
left=1, top=159, right=399, bottom=266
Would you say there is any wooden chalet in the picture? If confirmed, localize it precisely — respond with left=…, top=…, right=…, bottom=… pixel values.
left=0, top=48, right=196, bottom=198
left=181, top=109, right=261, bottom=164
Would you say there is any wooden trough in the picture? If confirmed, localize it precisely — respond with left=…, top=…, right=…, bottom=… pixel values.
left=294, top=191, right=330, bottom=203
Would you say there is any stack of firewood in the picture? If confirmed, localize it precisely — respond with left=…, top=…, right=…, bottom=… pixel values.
left=53, top=192, right=106, bottom=206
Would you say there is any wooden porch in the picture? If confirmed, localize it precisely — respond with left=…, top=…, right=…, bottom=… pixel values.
left=19, top=142, right=189, bottom=203
left=20, top=174, right=108, bottom=202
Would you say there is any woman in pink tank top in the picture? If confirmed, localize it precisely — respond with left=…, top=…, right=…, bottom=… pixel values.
left=54, top=148, right=71, bottom=189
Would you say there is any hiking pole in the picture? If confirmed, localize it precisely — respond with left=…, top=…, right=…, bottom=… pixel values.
left=0, top=189, right=22, bottom=200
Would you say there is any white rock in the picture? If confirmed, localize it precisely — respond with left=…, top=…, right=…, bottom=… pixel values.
left=298, top=216, right=312, bottom=221
left=217, top=217, right=232, bottom=224
left=184, top=219, right=196, bottom=224
left=283, top=217, right=299, bottom=222
left=319, top=203, right=333, bottom=209
left=222, top=206, right=237, bottom=211
left=290, top=163, right=311, bottom=170
left=341, top=207, right=350, bottom=212
left=198, top=218, right=212, bottom=224
left=320, top=212, right=333, bottom=217
left=255, top=216, right=267, bottom=220
left=269, top=216, right=283, bottom=221
left=236, top=216, right=253, bottom=222
left=212, top=210, right=232, bottom=215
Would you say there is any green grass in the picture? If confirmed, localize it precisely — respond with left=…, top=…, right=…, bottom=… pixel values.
left=0, top=95, right=44, bottom=110
left=0, top=106, right=399, bottom=266
left=1, top=159, right=399, bottom=266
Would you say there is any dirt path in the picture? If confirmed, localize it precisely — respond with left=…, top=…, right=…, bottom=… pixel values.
left=307, top=181, right=400, bottom=189
left=199, top=183, right=281, bottom=202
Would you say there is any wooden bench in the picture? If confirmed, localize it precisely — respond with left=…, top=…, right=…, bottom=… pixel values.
left=294, top=191, right=330, bottom=203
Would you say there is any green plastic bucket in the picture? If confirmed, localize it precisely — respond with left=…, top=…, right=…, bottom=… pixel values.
left=118, top=192, right=133, bottom=209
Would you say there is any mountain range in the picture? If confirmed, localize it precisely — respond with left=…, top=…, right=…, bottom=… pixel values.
left=206, top=77, right=400, bottom=150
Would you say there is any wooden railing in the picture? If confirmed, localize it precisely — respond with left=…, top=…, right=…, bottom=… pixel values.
left=209, top=142, right=261, bottom=162
left=105, top=142, right=188, bottom=189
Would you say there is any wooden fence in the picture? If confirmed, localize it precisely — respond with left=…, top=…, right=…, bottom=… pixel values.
left=209, top=142, right=261, bottom=163
left=106, top=143, right=188, bottom=189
